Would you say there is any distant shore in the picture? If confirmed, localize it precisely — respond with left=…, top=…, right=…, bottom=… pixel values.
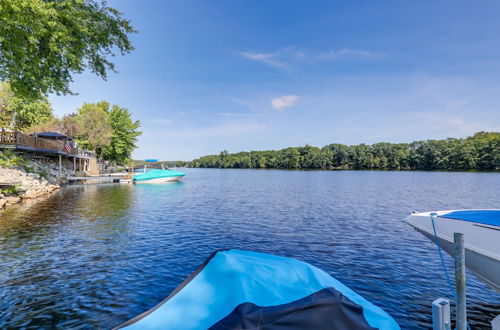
left=190, top=131, right=500, bottom=171
left=187, top=167, right=500, bottom=173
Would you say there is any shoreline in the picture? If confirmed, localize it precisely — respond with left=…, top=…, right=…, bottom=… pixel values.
left=188, top=167, right=500, bottom=173
left=0, top=156, right=72, bottom=211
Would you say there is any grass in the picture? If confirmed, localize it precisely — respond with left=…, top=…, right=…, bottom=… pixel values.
left=1, top=150, right=50, bottom=182
left=0, top=185, right=19, bottom=195
left=37, top=171, right=48, bottom=180
left=0, top=149, right=26, bottom=168
left=0, top=150, right=36, bottom=173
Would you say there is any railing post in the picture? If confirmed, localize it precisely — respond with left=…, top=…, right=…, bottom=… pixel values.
left=454, top=233, right=467, bottom=330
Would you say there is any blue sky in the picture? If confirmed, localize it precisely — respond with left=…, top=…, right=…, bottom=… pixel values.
left=49, top=0, right=500, bottom=160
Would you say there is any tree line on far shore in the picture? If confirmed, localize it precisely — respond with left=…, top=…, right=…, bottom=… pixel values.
left=190, top=132, right=500, bottom=171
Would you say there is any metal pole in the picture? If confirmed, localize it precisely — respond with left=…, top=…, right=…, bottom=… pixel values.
left=454, top=232, right=466, bottom=330
left=58, top=154, right=62, bottom=176
left=73, top=156, right=76, bottom=173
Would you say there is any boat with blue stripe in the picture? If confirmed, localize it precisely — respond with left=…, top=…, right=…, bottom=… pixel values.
left=405, top=209, right=500, bottom=292
left=117, top=249, right=400, bottom=329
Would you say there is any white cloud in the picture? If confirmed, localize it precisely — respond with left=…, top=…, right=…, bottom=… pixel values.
left=217, top=112, right=248, bottom=117
left=317, top=48, right=380, bottom=60
left=238, top=51, right=290, bottom=70
left=238, top=47, right=381, bottom=70
left=271, top=95, right=299, bottom=111
left=229, top=97, right=257, bottom=110
left=153, top=119, right=173, bottom=125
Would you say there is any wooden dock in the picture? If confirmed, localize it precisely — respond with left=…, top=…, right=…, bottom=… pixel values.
left=66, top=176, right=124, bottom=184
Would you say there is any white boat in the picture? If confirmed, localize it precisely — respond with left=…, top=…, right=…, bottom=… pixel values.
left=133, top=169, right=185, bottom=183
left=405, top=209, right=500, bottom=293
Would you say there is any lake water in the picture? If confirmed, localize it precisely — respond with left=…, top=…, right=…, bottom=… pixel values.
left=0, top=169, right=499, bottom=329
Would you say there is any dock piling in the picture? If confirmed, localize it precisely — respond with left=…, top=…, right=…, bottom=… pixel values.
left=58, top=154, right=62, bottom=176
left=454, top=232, right=466, bottom=330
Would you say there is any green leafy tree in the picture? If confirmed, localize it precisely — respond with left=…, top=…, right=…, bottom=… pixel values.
left=0, top=82, right=53, bottom=129
left=190, top=132, right=499, bottom=171
left=102, top=104, right=141, bottom=164
left=470, top=132, right=500, bottom=169
left=0, top=82, right=15, bottom=127
left=76, top=102, right=112, bottom=153
left=323, top=143, right=349, bottom=168
left=349, top=144, right=373, bottom=169
left=0, top=0, right=135, bottom=99
left=27, top=113, right=81, bottom=137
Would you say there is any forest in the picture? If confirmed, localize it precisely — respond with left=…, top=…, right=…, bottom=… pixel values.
left=190, top=132, right=500, bottom=171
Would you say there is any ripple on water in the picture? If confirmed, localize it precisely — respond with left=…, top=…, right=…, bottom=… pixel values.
left=0, top=169, right=499, bottom=329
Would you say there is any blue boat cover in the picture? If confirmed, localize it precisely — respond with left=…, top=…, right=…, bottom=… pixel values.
left=133, top=169, right=185, bottom=182
left=441, top=210, right=500, bottom=227
left=119, top=249, right=399, bottom=330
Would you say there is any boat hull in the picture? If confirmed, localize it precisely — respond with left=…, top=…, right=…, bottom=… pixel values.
left=133, top=169, right=185, bottom=184
left=405, top=210, right=500, bottom=292
left=134, top=176, right=183, bottom=184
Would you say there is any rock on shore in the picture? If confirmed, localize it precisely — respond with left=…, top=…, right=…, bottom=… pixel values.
left=0, top=157, right=72, bottom=210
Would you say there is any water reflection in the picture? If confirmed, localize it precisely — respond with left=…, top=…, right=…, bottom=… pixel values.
left=0, top=184, right=137, bottom=328
left=0, top=171, right=499, bottom=329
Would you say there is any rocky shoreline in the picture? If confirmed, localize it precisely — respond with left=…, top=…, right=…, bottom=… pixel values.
left=0, top=156, right=72, bottom=211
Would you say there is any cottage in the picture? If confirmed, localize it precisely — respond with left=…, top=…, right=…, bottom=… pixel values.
left=0, top=129, right=99, bottom=175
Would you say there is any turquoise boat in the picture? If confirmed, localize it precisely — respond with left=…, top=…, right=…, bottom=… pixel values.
left=133, top=169, right=185, bottom=183
left=117, top=249, right=400, bottom=329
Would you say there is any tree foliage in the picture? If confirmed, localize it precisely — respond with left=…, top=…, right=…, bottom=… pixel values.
left=26, top=114, right=80, bottom=137
left=27, top=100, right=141, bottom=164
left=0, top=0, right=135, bottom=99
left=102, top=103, right=141, bottom=163
left=0, top=82, right=53, bottom=129
left=191, top=132, right=500, bottom=171
left=76, top=102, right=113, bottom=152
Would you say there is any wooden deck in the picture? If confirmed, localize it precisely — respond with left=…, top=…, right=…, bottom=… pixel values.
left=0, top=131, right=95, bottom=159
left=67, top=176, right=122, bottom=184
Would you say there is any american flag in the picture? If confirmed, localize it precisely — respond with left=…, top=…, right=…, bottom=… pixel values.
left=64, top=142, right=71, bottom=153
